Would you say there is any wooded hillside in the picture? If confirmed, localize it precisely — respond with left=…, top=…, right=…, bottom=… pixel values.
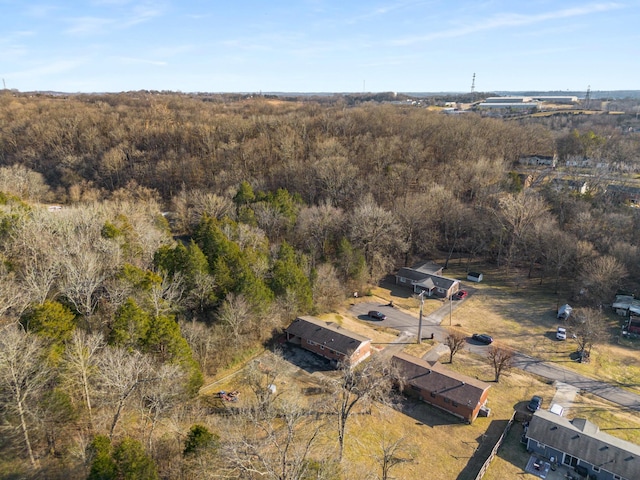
left=1, top=91, right=640, bottom=478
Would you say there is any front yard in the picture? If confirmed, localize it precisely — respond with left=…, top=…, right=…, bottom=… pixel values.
left=435, top=261, right=640, bottom=395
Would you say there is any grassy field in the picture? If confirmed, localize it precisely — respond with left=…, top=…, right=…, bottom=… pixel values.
left=436, top=260, right=640, bottom=394
left=483, top=391, right=640, bottom=480
left=201, top=261, right=640, bottom=479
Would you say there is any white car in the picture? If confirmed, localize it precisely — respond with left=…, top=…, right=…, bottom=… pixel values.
left=556, top=326, right=567, bottom=340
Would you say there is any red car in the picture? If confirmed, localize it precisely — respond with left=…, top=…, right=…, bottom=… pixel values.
left=454, top=290, right=468, bottom=300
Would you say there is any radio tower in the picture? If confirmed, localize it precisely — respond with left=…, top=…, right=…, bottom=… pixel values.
left=584, top=85, right=591, bottom=109
left=470, top=73, right=476, bottom=102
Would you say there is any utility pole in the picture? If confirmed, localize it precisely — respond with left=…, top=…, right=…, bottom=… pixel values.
left=417, top=290, right=426, bottom=344
left=449, top=292, right=453, bottom=325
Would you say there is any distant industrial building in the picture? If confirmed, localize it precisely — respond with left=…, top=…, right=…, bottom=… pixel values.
left=532, top=95, right=578, bottom=104
left=477, top=102, right=539, bottom=110
left=484, top=96, right=533, bottom=103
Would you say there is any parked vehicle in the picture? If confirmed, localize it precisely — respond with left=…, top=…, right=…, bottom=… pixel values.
left=368, top=310, right=386, bottom=321
left=454, top=290, right=468, bottom=300
left=527, top=395, right=543, bottom=412
left=557, top=304, right=572, bottom=320
left=471, top=333, right=493, bottom=344
left=556, top=326, right=567, bottom=340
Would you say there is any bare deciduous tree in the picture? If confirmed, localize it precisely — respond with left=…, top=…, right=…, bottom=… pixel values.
left=348, top=197, right=404, bottom=279
left=0, top=265, right=28, bottom=323
left=295, top=202, right=345, bottom=264
left=493, top=191, right=549, bottom=269
left=0, top=325, right=51, bottom=468
left=311, top=263, right=344, bottom=313
left=96, top=346, right=152, bottom=439
left=62, top=329, right=105, bottom=430
left=577, top=255, right=627, bottom=307
left=324, top=357, right=395, bottom=462
left=180, top=319, right=216, bottom=375
left=139, top=363, right=187, bottom=449
left=445, top=331, right=467, bottom=364
left=488, top=346, right=514, bottom=383
left=373, top=434, right=416, bottom=480
left=8, top=211, right=63, bottom=305
left=216, top=292, right=252, bottom=344
left=0, top=164, right=50, bottom=202
left=221, top=397, right=325, bottom=480
left=568, top=307, right=609, bottom=360
left=59, top=235, right=120, bottom=322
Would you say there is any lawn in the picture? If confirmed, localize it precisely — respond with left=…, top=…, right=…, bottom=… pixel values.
left=199, top=261, right=640, bottom=479
left=483, top=391, right=640, bottom=479
left=437, top=260, right=640, bottom=395
left=202, top=325, right=560, bottom=480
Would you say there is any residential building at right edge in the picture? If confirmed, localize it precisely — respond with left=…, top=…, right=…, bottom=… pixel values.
left=526, top=409, right=640, bottom=480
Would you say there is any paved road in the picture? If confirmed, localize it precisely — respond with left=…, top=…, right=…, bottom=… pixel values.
left=351, top=300, right=640, bottom=412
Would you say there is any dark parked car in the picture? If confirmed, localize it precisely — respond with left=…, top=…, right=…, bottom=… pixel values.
left=454, top=290, right=468, bottom=300
left=527, top=395, right=543, bottom=412
left=471, top=333, right=493, bottom=344
left=368, top=310, right=386, bottom=321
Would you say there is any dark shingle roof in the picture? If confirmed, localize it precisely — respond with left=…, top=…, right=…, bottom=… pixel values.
left=392, top=352, right=490, bottom=407
left=285, top=316, right=371, bottom=356
left=528, top=410, right=640, bottom=479
left=396, top=268, right=458, bottom=290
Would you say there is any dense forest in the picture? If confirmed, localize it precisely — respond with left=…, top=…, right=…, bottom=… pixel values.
left=1, top=90, right=640, bottom=478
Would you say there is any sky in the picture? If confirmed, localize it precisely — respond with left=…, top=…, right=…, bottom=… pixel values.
left=1, top=0, right=639, bottom=93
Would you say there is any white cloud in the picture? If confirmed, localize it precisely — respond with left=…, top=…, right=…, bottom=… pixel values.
left=9, top=59, right=84, bottom=79
left=65, top=16, right=115, bottom=35
left=392, top=2, right=624, bottom=45
left=113, top=56, right=167, bottom=66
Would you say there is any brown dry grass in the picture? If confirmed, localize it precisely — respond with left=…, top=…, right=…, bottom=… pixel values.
left=484, top=391, right=640, bottom=479
left=440, top=260, right=640, bottom=395
left=200, top=261, right=640, bottom=478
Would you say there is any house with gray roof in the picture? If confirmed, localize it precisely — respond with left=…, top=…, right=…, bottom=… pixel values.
left=285, top=316, right=372, bottom=368
left=526, top=409, right=640, bottom=480
left=395, top=262, right=460, bottom=298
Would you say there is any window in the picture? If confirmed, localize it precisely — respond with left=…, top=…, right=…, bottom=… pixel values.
left=592, top=466, right=600, bottom=472
left=430, top=392, right=436, bottom=398
left=452, top=401, right=458, bottom=407
left=563, top=455, right=578, bottom=467
left=444, top=398, right=450, bottom=404
left=613, top=475, right=621, bottom=480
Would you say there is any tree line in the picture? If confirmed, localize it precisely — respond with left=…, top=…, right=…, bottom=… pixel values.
left=1, top=91, right=640, bottom=478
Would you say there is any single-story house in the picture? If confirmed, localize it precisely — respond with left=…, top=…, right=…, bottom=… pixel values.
left=565, top=155, right=595, bottom=168
left=285, top=316, right=372, bottom=368
left=526, top=410, right=640, bottom=480
left=612, top=295, right=640, bottom=317
left=395, top=262, right=459, bottom=298
left=518, top=154, right=558, bottom=167
left=606, top=184, right=640, bottom=206
left=550, top=178, right=589, bottom=195
left=391, top=352, right=491, bottom=423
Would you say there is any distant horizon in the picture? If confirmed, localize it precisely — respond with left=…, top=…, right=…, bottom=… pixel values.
left=6, top=88, right=640, bottom=100
left=1, top=1, right=638, bottom=94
